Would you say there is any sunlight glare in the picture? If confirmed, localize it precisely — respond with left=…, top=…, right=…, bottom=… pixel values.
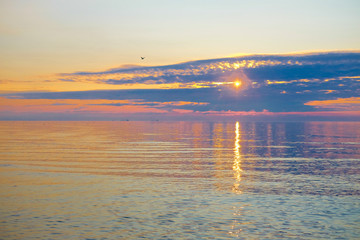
left=234, top=81, right=242, bottom=88
left=233, top=121, right=242, bottom=194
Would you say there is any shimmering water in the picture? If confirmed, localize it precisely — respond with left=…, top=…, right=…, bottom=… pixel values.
left=0, top=121, right=359, bottom=239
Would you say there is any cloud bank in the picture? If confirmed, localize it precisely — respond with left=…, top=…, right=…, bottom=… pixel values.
left=1, top=51, right=360, bottom=120
left=60, top=52, right=360, bottom=87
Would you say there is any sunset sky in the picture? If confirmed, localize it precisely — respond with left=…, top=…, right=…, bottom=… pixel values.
left=1, top=0, right=360, bottom=120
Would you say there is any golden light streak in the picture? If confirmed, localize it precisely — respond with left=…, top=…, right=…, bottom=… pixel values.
left=232, top=121, right=242, bottom=194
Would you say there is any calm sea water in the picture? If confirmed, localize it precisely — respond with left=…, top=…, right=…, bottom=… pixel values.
left=0, top=121, right=359, bottom=239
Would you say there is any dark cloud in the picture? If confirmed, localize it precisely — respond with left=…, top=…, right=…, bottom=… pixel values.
left=0, top=86, right=343, bottom=112
left=59, top=52, right=360, bottom=86
left=244, top=62, right=360, bottom=82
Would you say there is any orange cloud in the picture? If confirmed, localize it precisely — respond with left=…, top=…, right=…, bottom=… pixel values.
left=1, top=95, right=359, bottom=120
left=0, top=97, right=208, bottom=115
left=305, top=97, right=360, bottom=111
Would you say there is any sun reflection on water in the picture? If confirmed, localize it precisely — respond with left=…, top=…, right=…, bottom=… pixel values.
left=232, top=121, right=242, bottom=194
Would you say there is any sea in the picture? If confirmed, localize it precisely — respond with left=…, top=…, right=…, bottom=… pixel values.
left=0, top=121, right=359, bottom=239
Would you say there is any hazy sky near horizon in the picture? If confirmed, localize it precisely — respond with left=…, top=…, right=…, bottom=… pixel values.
left=1, top=0, right=360, bottom=82
left=0, top=0, right=360, bottom=120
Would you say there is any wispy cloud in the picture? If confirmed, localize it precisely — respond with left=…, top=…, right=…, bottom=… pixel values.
left=305, top=97, right=360, bottom=111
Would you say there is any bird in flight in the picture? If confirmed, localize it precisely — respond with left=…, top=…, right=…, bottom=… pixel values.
left=141, top=57, right=145, bottom=60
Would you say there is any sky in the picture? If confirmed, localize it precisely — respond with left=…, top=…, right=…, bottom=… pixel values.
left=0, top=0, right=360, bottom=120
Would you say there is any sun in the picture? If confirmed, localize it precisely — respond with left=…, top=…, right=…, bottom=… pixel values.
left=234, top=81, right=242, bottom=88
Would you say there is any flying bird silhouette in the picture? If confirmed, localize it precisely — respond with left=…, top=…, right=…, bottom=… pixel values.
left=141, top=57, right=145, bottom=60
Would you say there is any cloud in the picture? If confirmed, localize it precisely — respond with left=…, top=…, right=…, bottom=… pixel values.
left=305, top=97, right=360, bottom=111
left=58, top=51, right=360, bottom=89
left=0, top=86, right=350, bottom=113
left=1, top=51, right=360, bottom=120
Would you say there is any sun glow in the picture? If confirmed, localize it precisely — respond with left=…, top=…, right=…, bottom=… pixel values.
left=234, top=81, right=242, bottom=88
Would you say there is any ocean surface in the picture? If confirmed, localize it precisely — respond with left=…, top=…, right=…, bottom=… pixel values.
left=0, top=121, right=359, bottom=239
